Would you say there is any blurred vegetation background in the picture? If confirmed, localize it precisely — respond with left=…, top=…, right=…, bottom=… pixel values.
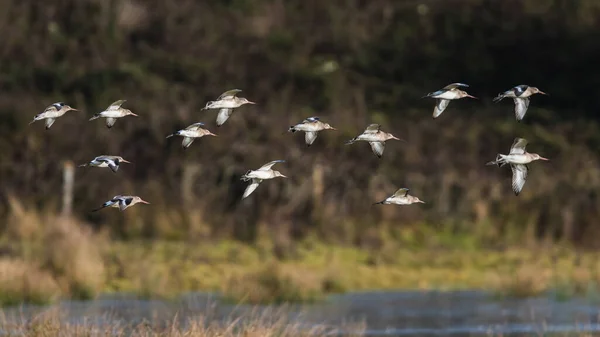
left=1, top=0, right=600, bottom=252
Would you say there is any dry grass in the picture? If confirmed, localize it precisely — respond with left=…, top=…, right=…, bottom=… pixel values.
left=1, top=197, right=106, bottom=302
left=0, top=307, right=366, bottom=337
left=0, top=258, right=61, bottom=306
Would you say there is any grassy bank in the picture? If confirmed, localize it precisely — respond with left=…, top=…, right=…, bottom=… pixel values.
left=0, top=307, right=366, bottom=337
left=2, top=202, right=600, bottom=306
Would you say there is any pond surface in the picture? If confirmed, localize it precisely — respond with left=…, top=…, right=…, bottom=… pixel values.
left=3, top=291, right=600, bottom=336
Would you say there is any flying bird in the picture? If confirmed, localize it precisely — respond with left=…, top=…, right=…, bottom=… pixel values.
left=240, top=160, right=287, bottom=199
left=373, top=188, right=425, bottom=205
left=493, top=85, right=547, bottom=121
left=91, top=195, right=150, bottom=212
left=29, top=102, right=79, bottom=129
left=201, top=89, right=255, bottom=126
left=486, top=138, right=549, bottom=195
left=287, top=117, right=336, bottom=147
left=89, top=100, right=137, bottom=128
left=423, top=83, right=477, bottom=118
left=166, top=122, right=217, bottom=149
left=346, top=124, right=403, bottom=158
left=79, top=155, right=131, bottom=173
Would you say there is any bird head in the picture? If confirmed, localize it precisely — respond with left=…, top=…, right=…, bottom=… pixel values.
left=533, top=153, right=549, bottom=161
left=324, top=123, right=336, bottom=130
left=239, top=97, right=256, bottom=105
left=532, top=87, right=548, bottom=95
left=117, top=156, right=131, bottom=164
left=274, top=171, right=287, bottom=178
left=125, top=109, right=138, bottom=117
left=458, top=90, right=477, bottom=99
left=133, top=196, right=150, bottom=205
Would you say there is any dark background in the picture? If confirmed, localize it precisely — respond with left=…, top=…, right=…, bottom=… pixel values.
left=1, top=0, right=599, bottom=247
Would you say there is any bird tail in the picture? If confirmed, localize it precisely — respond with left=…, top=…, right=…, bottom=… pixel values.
left=90, top=205, right=106, bottom=212
left=486, top=154, right=506, bottom=167
left=166, top=134, right=175, bottom=139
left=372, top=200, right=385, bottom=205
left=88, top=114, right=100, bottom=121
left=492, top=94, right=505, bottom=103
left=78, top=163, right=88, bottom=168
left=421, top=92, right=433, bottom=99
left=345, top=138, right=356, bottom=145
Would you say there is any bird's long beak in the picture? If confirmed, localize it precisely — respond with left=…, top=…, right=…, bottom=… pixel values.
left=209, top=132, right=218, bottom=137
left=466, top=94, right=478, bottom=99
left=130, top=113, right=139, bottom=117
left=140, top=200, right=150, bottom=204
left=121, top=159, right=131, bottom=164
left=391, top=135, right=407, bottom=142
left=70, top=108, right=80, bottom=112
left=539, top=91, right=548, bottom=96
left=330, top=127, right=337, bottom=131
left=247, top=101, right=256, bottom=104
left=280, top=174, right=288, bottom=178
left=418, top=200, right=426, bottom=204
left=539, top=156, right=549, bottom=161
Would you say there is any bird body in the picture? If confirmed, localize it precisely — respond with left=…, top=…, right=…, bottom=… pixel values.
left=79, top=155, right=131, bottom=173
left=486, top=138, right=548, bottom=195
left=423, top=83, right=476, bottom=118
left=346, top=124, right=403, bottom=158
left=201, top=89, right=255, bottom=126
left=166, top=122, right=217, bottom=149
left=241, top=160, right=287, bottom=199
left=89, top=100, right=137, bottom=128
left=373, top=188, right=425, bottom=205
left=288, top=117, right=336, bottom=146
left=30, top=102, right=79, bottom=129
left=493, top=85, right=547, bottom=121
left=92, top=195, right=149, bottom=212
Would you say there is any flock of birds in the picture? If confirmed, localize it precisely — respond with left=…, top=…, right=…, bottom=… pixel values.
left=28, top=84, right=548, bottom=211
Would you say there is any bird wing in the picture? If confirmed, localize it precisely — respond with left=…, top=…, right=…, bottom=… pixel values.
left=118, top=197, right=134, bottom=211
left=513, top=85, right=528, bottom=96
left=511, top=164, right=528, bottom=195
left=216, top=108, right=233, bottom=126
left=364, top=124, right=381, bottom=133
left=181, top=137, right=195, bottom=149
left=433, top=99, right=451, bottom=118
left=509, top=138, right=528, bottom=154
left=107, top=100, right=126, bottom=110
left=303, top=117, right=320, bottom=123
left=242, top=179, right=261, bottom=199
left=43, top=104, right=60, bottom=114
left=513, top=97, right=530, bottom=121
left=107, top=160, right=119, bottom=173
left=185, top=122, right=205, bottom=131
left=392, top=188, right=410, bottom=198
left=369, top=142, right=385, bottom=158
left=258, top=160, right=285, bottom=171
left=443, top=83, right=469, bottom=90
left=105, top=117, right=117, bottom=128
left=218, top=89, right=242, bottom=100
left=45, top=118, right=56, bottom=129
left=305, top=132, right=318, bottom=146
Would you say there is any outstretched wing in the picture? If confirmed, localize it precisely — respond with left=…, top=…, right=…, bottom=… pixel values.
left=392, top=188, right=410, bottom=198
left=303, top=117, right=320, bottom=123
left=512, top=85, right=528, bottom=97
left=185, top=122, right=205, bottom=131
left=364, top=124, right=381, bottom=133
left=218, top=89, right=242, bottom=100
left=107, top=160, right=119, bottom=173
left=305, top=132, right=318, bottom=146
left=433, top=99, right=451, bottom=118
left=45, top=118, right=56, bottom=129
left=216, top=108, right=233, bottom=126
left=511, top=164, right=528, bottom=195
left=105, top=117, right=117, bottom=128
left=242, top=179, right=261, bottom=199
left=509, top=138, right=528, bottom=154
left=443, top=83, right=469, bottom=90
left=369, top=142, right=385, bottom=158
left=181, top=137, right=195, bottom=149
left=118, top=197, right=133, bottom=211
left=513, top=97, right=530, bottom=121
left=258, top=160, right=285, bottom=171
left=107, top=100, right=126, bottom=110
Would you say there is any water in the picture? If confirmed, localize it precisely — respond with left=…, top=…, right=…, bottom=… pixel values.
left=3, top=291, right=600, bottom=336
